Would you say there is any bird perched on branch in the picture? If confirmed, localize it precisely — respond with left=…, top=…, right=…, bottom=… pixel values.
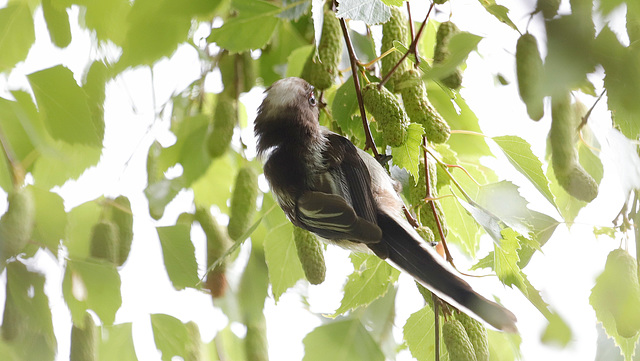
left=253, top=77, right=517, bottom=332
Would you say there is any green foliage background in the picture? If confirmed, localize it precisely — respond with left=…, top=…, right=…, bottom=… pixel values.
left=0, top=0, right=639, bottom=360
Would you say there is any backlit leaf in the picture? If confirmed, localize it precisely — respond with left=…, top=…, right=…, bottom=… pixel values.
left=303, top=319, right=385, bottom=361
left=156, top=225, right=199, bottom=290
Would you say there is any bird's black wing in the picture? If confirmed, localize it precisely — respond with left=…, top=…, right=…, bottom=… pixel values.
left=295, top=133, right=382, bottom=244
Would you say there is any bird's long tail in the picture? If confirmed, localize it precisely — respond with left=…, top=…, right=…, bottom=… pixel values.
left=374, top=212, right=518, bottom=333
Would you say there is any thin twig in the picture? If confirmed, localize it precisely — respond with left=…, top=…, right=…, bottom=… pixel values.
left=339, top=17, right=379, bottom=155
left=379, top=2, right=434, bottom=88
left=406, top=2, right=421, bottom=67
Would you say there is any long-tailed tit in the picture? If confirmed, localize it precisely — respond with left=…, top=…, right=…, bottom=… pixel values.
left=253, top=77, right=517, bottom=332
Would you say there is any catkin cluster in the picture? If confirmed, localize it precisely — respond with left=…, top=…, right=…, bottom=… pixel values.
left=89, top=196, right=134, bottom=267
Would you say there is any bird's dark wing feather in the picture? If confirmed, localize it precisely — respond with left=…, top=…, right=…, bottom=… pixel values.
left=295, top=133, right=382, bottom=244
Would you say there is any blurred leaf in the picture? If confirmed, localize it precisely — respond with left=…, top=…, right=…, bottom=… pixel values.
left=331, top=77, right=360, bottom=134
left=63, top=258, right=122, bottom=325
left=99, top=323, right=138, bottom=361
left=238, top=246, right=269, bottom=323
left=4, top=262, right=56, bottom=361
left=32, top=140, right=102, bottom=188
left=493, top=135, right=557, bottom=209
left=0, top=97, right=35, bottom=169
left=350, top=29, right=376, bottom=63
left=28, top=65, right=101, bottom=147
left=151, top=314, right=192, bottom=361
left=541, top=313, right=572, bottom=347
left=192, top=156, right=234, bottom=211
left=82, top=61, right=109, bottom=142
left=264, top=221, right=305, bottom=301
left=303, top=319, right=385, bottom=361
left=29, top=185, right=66, bottom=254
left=156, top=225, right=200, bottom=290
left=65, top=199, right=102, bottom=259
left=476, top=0, right=517, bottom=30
left=209, top=1, right=280, bottom=52
left=603, top=129, right=640, bottom=194
left=78, top=0, right=131, bottom=45
left=403, top=305, right=448, bottom=361
left=578, top=141, right=604, bottom=185
left=423, top=32, right=482, bottom=80
left=42, top=0, right=71, bottom=48
left=333, top=254, right=399, bottom=316
left=145, top=178, right=185, bottom=220
left=487, top=330, right=522, bottom=361
left=279, top=0, right=311, bottom=20
left=213, top=326, right=245, bottom=360
left=261, top=21, right=309, bottom=84
left=391, top=123, right=424, bottom=182
left=0, top=3, right=34, bottom=73
left=336, top=0, right=390, bottom=25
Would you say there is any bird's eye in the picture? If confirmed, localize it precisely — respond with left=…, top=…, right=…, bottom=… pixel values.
left=308, top=92, right=317, bottom=107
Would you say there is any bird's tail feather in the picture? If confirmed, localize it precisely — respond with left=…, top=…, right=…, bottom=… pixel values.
left=375, top=213, right=518, bottom=333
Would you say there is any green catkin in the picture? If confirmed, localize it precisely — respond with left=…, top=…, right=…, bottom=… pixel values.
left=244, top=316, right=269, bottom=361
left=227, top=167, right=259, bottom=241
left=549, top=93, right=598, bottom=202
left=381, top=7, right=410, bottom=93
left=70, top=312, right=97, bottom=361
left=443, top=319, right=478, bottom=361
left=195, top=206, right=233, bottom=298
left=434, top=21, right=463, bottom=89
left=0, top=187, right=35, bottom=261
left=536, top=0, right=561, bottom=19
left=516, top=34, right=545, bottom=121
left=397, top=69, right=450, bottom=143
left=596, top=249, right=640, bottom=337
left=457, top=312, right=490, bottom=361
left=185, top=321, right=203, bottom=361
left=89, top=221, right=119, bottom=264
left=110, top=196, right=133, bottom=266
left=361, top=82, right=409, bottom=147
left=293, top=226, right=326, bottom=285
left=410, top=159, right=447, bottom=240
left=207, top=93, right=237, bottom=159
left=301, top=7, right=343, bottom=90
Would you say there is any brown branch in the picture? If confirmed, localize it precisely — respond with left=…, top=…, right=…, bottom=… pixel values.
left=379, top=2, right=434, bottom=89
left=406, top=2, right=421, bottom=67
left=339, top=17, right=379, bottom=156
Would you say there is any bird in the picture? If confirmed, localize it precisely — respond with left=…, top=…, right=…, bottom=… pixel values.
left=253, top=77, right=517, bottom=332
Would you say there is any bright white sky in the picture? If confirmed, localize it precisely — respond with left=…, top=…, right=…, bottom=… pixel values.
left=0, top=0, right=637, bottom=360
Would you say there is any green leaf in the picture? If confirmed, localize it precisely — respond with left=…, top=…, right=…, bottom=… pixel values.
left=264, top=222, right=305, bottom=301
left=476, top=1, right=518, bottom=30
left=493, top=135, right=557, bottom=209
left=578, top=141, right=604, bottom=185
left=33, top=140, right=102, bottom=188
left=494, top=228, right=524, bottom=290
left=547, top=162, right=586, bottom=225
left=426, top=82, right=492, bottom=159
left=440, top=188, right=482, bottom=258
left=380, top=0, right=403, bottom=6
left=209, top=2, right=280, bottom=52
left=179, top=122, right=213, bottom=186
left=99, top=323, right=138, bottom=361
left=0, top=3, right=35, bottom=73
left=0, top=96, right=36, bottom=169
left=260, top=21, right=308, bottom=84
left=350, top=29, right=377, bottom=63
left=336, top=0, right=390, bottom=26
left=541, top=313, right=572, bottom=347
left=42, top=0, right=71, bottom=48
left=150, top=314, right=192, bottom=361
left=3, top=262, right=56, bottom=361
left=63, top=258, right=122, bottom=325
left=391, top=123, right=424, bottom=181
left=403, top=306, right=447, bottom=361
left=332, top=77, right=359, bottom=129
left=423, top=32, right=482, bottom=80
left=487, top=330, right=522, bottom=361
left=27, top=65, right=100, bottom=147
left=156, top=225, right=200, bottom=290
left=65, top=199, right=102, bottom=259
left=29, top=185, right=66, bottom=254
left=333, top=254, right=399, bottom=316
left=287, top=44, right=314, bottom=77
left=303, top=319, right=385, bottom=361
